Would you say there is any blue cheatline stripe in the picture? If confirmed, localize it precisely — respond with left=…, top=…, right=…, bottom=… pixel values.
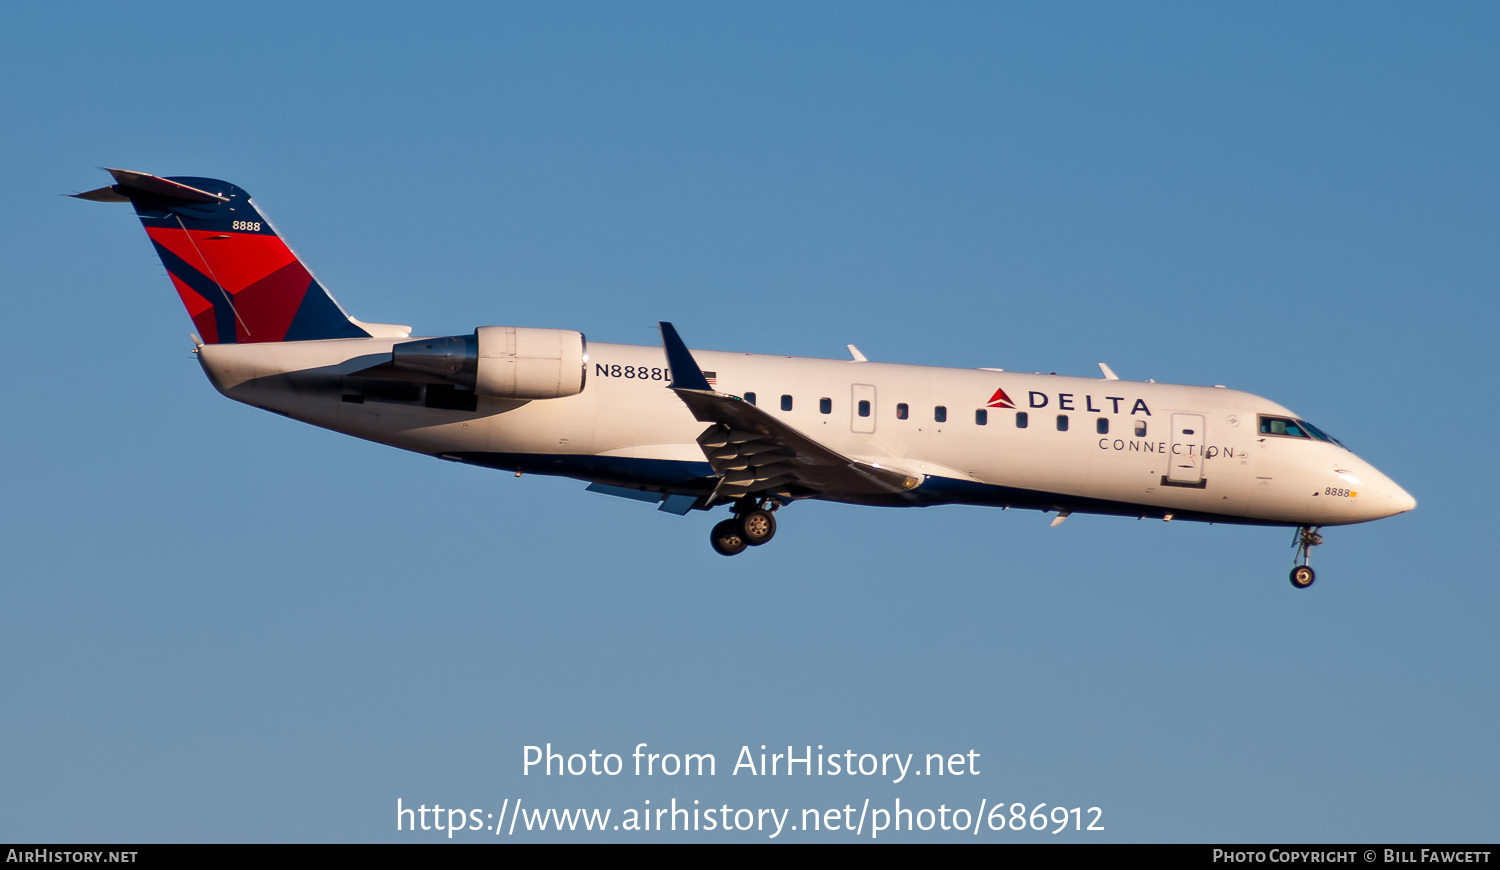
left=439, top=451, right=1298, bottom=527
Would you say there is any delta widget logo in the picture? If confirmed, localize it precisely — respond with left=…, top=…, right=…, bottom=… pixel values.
left=985, top=387, right=1016, bottom=409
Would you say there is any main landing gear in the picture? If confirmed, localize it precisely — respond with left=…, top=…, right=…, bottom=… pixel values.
left=709, top=498, right=780, bottom=556
left=1289, top=525, right=1323, bottom=589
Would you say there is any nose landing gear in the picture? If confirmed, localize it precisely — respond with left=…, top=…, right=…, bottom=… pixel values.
left=1289, top=525, right=1322, bottom=588
left=709, top=498, right=781, bottom=556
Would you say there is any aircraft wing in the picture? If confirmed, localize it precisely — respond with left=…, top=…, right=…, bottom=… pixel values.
left=659, top=322, right=923, bottom=505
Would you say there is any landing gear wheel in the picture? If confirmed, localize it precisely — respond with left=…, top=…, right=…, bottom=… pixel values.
left=1289, top=525, right=1322, bottom=589
left=710, top=519, right=747, bottom=556
left=739, top=509, right=777, bottom=546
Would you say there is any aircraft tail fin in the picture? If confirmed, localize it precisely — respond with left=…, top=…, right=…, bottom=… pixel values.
left=76, top=168, right=406, bottom=344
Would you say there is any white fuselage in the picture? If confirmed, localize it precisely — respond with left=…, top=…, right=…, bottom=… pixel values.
left=197, top=336, right=1415, bottom=527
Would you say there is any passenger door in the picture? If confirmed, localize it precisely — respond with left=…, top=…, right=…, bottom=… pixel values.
left=1167, top=413, right=1206, bottom=486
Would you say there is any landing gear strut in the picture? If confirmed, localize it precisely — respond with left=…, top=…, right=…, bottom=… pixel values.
left=709, top=497, right=781, bottom=556
left=1289, top=525, right=1322, bottom=589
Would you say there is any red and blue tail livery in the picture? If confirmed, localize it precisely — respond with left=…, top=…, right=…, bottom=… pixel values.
left=76, top=168, right=372, bottom=344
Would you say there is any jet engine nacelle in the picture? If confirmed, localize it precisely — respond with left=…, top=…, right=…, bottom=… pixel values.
left=391, top=326, right=587, bottom=400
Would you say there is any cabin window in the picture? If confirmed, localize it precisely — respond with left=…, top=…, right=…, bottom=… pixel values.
left=781, top=395, right=793, bottom=411
left=744, top=391, right=756, bottom=406
left=1135, top=420, right=1146, bottom=437
left=1056, top=414, right=1069, bottom=432
left=820, top=397, right=832, bottom=414
left=1016, top=411, right=1028, bottom=429
left=896, top=403, right=909, bottom=420
left=975, top=409, right=987, bottom=425
left=934, top=406, right=947, bottom=423
left=858, top=400, right=871, bottom=417
left=1096, top=417, right=1109, bottom=435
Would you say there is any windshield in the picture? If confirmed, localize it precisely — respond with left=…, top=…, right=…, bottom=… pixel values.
left=1297, top=419, right=1345, bottom=448
left=1259, top=415, right=1346, bottom=448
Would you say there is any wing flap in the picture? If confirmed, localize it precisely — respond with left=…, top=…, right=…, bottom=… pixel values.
left=658, top=321, right=923, bottom=505
left=677, top=387, right=922, bottom=504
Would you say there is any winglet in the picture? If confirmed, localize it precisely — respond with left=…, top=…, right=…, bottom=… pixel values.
left=1098, top=362, right=1120, bottom=381
left=659, top=322, right=713, bottom=391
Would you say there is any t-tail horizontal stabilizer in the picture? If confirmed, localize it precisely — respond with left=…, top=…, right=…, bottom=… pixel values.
left=74, top=168, right=230, bottom=205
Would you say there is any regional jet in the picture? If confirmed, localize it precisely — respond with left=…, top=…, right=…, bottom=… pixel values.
left=76, top=169, right=1416, bottom=588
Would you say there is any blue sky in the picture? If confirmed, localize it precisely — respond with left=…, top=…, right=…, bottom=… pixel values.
left=1, top=2, right=1495, bottom=842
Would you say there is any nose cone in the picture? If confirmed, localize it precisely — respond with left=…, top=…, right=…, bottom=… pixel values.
left=1336, top=455, right=1415, bottom=522
left=1362, top=467, right=1416, bottom=520
left=1388, top=482, right=1417, bottom=515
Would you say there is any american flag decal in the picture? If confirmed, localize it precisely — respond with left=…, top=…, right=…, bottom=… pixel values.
left=702, top=371, right=717, bottom=385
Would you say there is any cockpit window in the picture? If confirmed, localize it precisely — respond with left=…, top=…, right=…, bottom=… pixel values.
left=1260, top=416, right=1308, bottom=438
left=1297, top=419, right=1345, bottom=447
left=1259, top=415, right=1345, bottom=447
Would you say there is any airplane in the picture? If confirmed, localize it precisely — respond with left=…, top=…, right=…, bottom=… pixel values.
left=76, top=168, right=1416, bottom=588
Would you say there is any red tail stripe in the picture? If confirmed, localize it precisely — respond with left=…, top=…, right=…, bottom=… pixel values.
left=145, top=227, right=298, bottom=295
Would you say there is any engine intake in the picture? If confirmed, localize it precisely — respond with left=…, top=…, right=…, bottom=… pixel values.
left=391, top=327, right=587, bottom=400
